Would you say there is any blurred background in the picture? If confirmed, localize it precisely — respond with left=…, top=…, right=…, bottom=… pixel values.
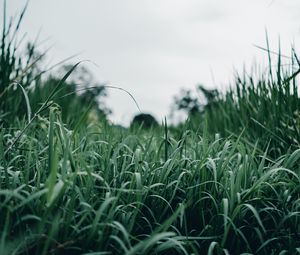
left=4, top=0, right=300, bottom=126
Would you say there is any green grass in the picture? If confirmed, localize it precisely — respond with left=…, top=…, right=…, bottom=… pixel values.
left=199, top=41, right=300, bottom=158
left=1, top=4, right=300, bottom=255
left=1, top=116, right=300, bottom=254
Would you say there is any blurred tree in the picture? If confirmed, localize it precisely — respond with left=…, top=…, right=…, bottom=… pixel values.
left=29, top=64, right=111, bottom=126
left=0, top=2, right=110, bottom=127
left=130, top=113, right=159, bottom=129
left=170, top=84, right=219, bottom=117
left=172, top=89, right=201, bottom=116
left=197, top=85, right=219, bottom=110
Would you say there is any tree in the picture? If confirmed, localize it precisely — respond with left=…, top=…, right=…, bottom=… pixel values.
left=29, top=64, right=111, bottom=126
left=130, top=113, right=159, bottom=129
left=170, top=84, right=219, bottom=118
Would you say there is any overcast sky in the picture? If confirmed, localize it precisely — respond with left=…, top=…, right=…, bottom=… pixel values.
left=4, top=0, right=300, bottom=125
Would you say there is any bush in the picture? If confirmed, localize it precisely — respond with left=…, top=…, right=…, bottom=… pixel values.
left=130, top=113, right=159, bottom=129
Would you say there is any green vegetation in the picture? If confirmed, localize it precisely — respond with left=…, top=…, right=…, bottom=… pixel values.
left=1, top=4, right=300, bottom=255
left=130, top=113, right=159, bottom=129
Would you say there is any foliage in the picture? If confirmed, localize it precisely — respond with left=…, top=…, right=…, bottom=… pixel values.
left=29, top=68, right=110, bottom=127
left=0, top=2, right=42, bottom=122
left=130, top=113, right=159, bottom=129
left=171, top=85, right=219, bottom=117
left=0, top=2, right=110, bottom=127
left=199, top=51, right=300, bottom=157
left=172, top=49, right=300, bottom=158
left=1, top=3, right=300, bottom=255
left=1, top=113, right=300, bottom=254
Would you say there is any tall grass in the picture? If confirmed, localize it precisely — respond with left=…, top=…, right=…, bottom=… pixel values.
left=1, top=116, right=300, bottom=254
left=1, top=4, right=300, bottom=255
left=0, top=1, right=44, bottom=123
left=202, top=43, right=300, bottom=157
left=0, top=1, right=108, bottom=128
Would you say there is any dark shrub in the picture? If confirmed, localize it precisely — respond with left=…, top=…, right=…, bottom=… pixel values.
left=131, top=113, right=158, bottom=129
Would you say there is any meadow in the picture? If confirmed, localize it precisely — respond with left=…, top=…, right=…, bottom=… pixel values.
left=1, top=6, right=300, bottom=255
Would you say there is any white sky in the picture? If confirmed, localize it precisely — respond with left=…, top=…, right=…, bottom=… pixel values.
left=4, top=0, right=300, bottom=125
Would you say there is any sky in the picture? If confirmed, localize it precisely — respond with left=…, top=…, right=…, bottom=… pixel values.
left=4, top=0, right=300, bottom=125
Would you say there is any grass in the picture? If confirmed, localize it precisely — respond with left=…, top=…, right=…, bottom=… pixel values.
left=204, top=38, right=300, bottom=158
left=1, top=3, right=300, bottom=255
left=1, top=117, right=300, bottom=254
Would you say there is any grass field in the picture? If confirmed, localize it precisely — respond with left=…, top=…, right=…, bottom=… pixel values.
left=1, top=5, right=300, bottom=255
